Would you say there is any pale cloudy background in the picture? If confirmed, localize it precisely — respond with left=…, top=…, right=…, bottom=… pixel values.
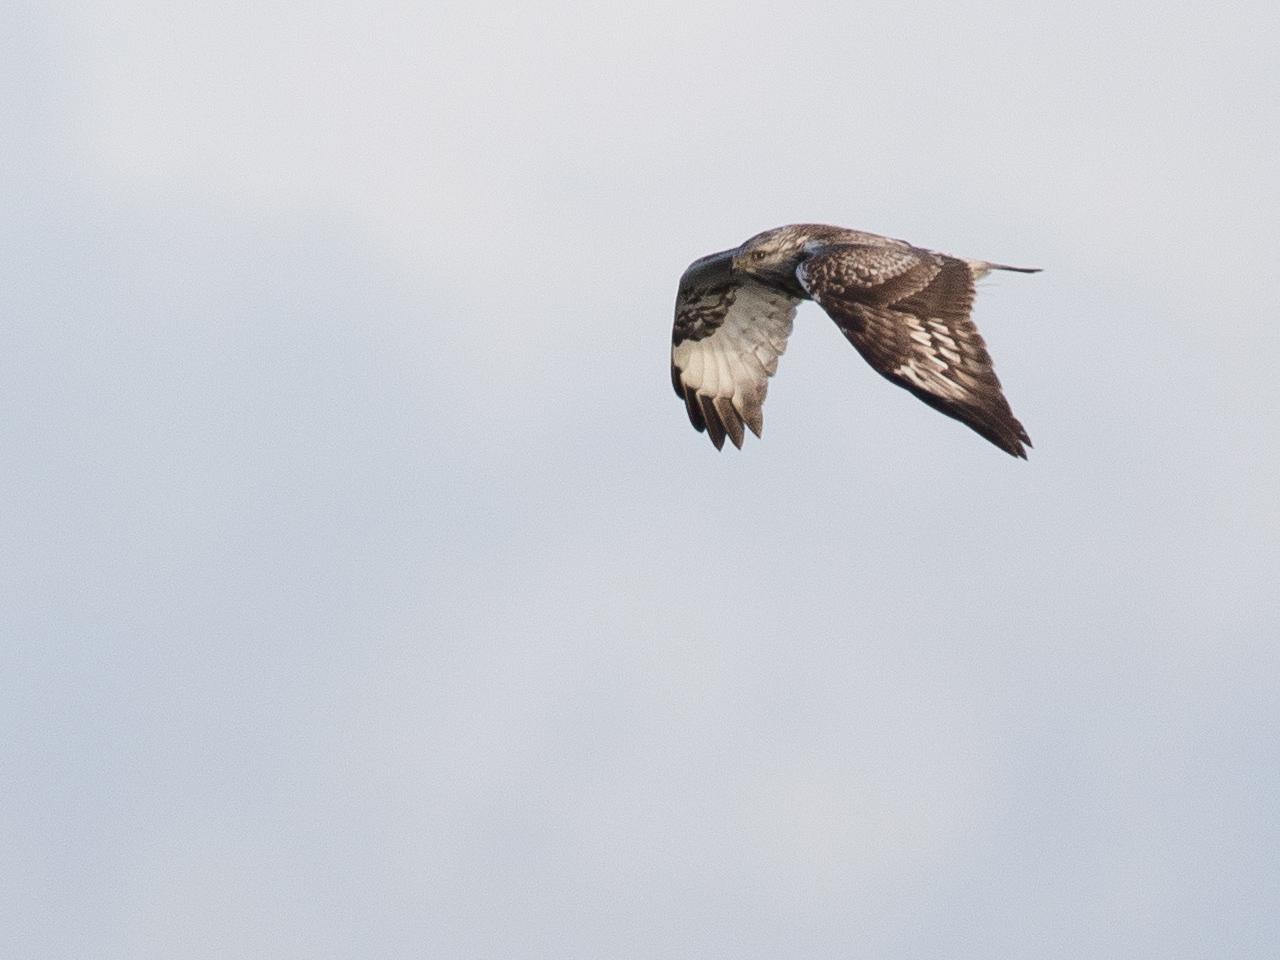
left=4, top=1, right=1278, bottom=957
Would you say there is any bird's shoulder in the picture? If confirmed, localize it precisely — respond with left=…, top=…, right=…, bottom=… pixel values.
left=782, top=224, right=914, bottom=252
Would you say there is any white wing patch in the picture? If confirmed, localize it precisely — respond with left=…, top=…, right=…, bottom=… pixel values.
left=891, top=314, right=968, bottom=401
left=671, top=281, right=797, bottom=448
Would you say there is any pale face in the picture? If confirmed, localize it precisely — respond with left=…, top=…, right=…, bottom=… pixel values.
left=731, top=227, right=808, bottom=281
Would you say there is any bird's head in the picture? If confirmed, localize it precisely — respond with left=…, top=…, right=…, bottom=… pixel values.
left=731, top=225, right=819, bottom=289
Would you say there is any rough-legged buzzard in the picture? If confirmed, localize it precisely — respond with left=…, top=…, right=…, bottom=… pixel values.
left=671, top=223, right=1038, bottom=458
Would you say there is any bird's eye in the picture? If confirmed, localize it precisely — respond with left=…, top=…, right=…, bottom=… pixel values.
left=751, top=250, right=767, bottom=261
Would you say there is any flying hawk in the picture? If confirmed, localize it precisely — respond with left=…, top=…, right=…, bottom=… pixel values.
left=671, top=223, right=1038, bottom=458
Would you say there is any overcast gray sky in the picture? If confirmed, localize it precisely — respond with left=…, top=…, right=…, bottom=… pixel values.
left=4, top=1, right=1279, bottom=957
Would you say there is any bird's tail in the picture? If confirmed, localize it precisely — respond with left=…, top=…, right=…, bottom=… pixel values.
left=967, top=259, right=1042, bottom=280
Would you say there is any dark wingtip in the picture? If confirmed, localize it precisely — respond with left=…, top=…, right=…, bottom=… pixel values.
left=680, top=381, right=707, bottom=433
left=713, top=396, right=745, bottom=449
left=967, top=417, right=1031, bottom=459
left=1004, top=432, right=1031, bottom=459
left=698, top=394, right=727, bottom=450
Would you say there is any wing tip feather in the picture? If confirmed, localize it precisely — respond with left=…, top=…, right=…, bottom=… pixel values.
left=698, top=394, right=727, bottom=450
left=714, top=396, right=745, bottom=449
left=988, top=419, right=1032, bottom=459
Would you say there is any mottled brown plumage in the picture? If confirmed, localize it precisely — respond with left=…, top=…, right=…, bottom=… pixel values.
left=670, top=224, right=1038, bottom=457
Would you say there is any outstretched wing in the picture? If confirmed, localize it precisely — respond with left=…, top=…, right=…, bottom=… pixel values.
left=671, top=251, right=800, bottom=449
left=797, top=243, right=1031, bottom=457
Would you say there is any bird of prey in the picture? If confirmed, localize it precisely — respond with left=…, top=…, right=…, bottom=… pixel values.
left=670, top=223, right=1038, bottom=458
